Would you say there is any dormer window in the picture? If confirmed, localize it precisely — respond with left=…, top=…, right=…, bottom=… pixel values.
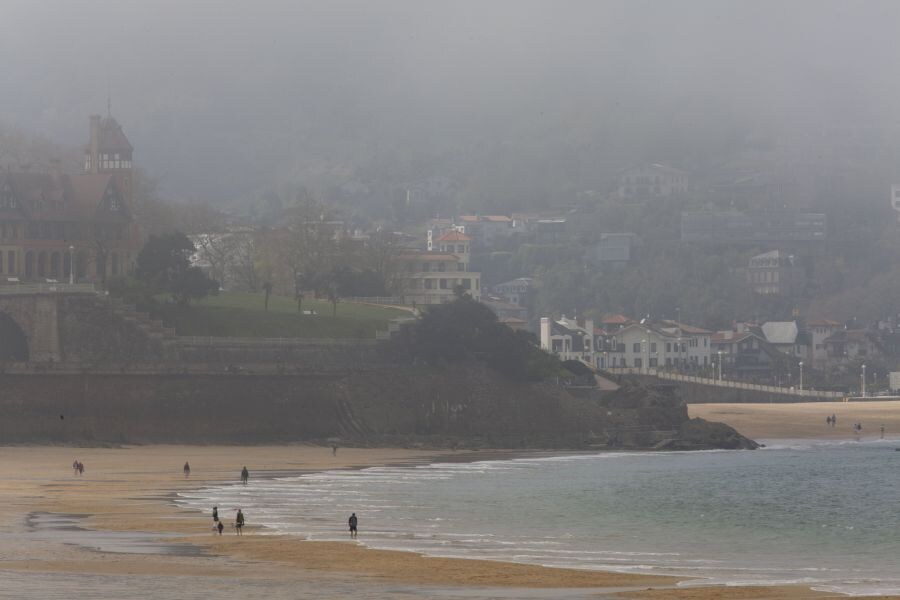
left=84, top=153, right=92, bottom=172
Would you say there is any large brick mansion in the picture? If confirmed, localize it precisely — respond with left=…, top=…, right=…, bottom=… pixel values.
left=0, top=114, right=142, bottom=283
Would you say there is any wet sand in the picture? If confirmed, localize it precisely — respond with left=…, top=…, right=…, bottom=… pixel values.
left=0, top=444, right=895, bottom=599
left=689, top=400, right=900, bottom=441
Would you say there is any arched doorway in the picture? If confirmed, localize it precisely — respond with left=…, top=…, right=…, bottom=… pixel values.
left=0, top=312, right=28, bottom=362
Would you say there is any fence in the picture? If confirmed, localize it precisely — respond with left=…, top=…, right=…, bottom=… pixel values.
left=0, top=283, right=97, bottom=295
left=606, top=367, right=845, bottom=399
left=173, top=336, right=378, bottom=347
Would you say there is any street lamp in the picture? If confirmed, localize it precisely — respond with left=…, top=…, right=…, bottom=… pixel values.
left=68, top=245, right=75, bottom=284
left=862, top=364, right=867, bottom=398
left=717, top=350, right=723, bottom=381
left=799, top=361, right=804, bottom=391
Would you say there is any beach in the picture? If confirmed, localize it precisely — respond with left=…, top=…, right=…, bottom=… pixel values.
left=0, top=443, right=895, bottom=599
left=689, top=399, right=900, bottom=441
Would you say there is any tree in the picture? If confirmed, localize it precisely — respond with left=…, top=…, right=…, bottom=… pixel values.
left=399, top=295, right=562, bottom=381
left=135, top=232, right=218, bottom=305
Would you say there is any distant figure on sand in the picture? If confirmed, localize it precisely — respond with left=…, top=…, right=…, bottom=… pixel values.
left=348, top=512, right=358, bottom=539
left=72, top=459, right=78, bottom=475
left=183, top=462, right=191, bottom=478
left=332, top=444, right=338, bottom=456
left=217, top=521, right=224, bottom=535
left=77, top=461, right=84, bottom=475
left=235, top=509, right=245, bottom=535
left=881, top=424, right=885, bottom=439
left=213, top=506, right=219, bottom=522
left=831, top=414, right=837, bottom=428
left=826, top=415, right=832, bottom=427
left=241, top=466, right=249, bottom=485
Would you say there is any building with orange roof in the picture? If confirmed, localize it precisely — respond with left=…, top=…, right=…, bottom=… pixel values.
left=0, top=115, right=141, bottom=283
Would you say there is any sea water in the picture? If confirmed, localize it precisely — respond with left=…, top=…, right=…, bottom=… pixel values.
left=176, top=441, right=900, bottom=596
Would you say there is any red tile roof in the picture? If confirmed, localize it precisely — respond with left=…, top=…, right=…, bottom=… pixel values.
left=437, top=230, right=472, bottom=242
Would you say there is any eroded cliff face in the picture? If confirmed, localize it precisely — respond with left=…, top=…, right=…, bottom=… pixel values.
left=0, top=367, right=755, bottom=449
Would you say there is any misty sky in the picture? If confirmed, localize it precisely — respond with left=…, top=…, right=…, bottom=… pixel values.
left=3, top=0, right=900, bottom=204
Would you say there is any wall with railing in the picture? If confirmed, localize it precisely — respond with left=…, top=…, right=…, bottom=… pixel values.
left=606, top=367, right=844, bottom=399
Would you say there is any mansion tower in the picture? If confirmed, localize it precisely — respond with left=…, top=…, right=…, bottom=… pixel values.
left=0, top=115, right=142, bottom=283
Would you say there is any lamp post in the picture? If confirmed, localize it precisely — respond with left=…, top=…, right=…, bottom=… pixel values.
left=68, top=245, right=75, bottom=284
left=861, top=364, right=867, bottom=398
left=717, top=350, right=723, bottom=381
left=799, top=361, right=804, bottom=392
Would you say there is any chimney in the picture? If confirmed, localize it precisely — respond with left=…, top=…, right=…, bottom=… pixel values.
left=89, top=114, right=101, bottom=174
left=540, top=317, right=551, bottom=351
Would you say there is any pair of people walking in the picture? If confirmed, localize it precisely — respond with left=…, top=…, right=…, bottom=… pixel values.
left=212, top=505, right=244, bottom=535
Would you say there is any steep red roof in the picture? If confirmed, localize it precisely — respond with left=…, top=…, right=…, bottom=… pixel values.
left=97, top=117, right=133, bottom=152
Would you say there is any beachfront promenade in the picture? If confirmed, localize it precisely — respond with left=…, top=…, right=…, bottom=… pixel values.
left=605, top=367, right=847, bottom=400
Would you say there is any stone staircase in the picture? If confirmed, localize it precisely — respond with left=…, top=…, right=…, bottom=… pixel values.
left=107, top=298, right=177, bottom=341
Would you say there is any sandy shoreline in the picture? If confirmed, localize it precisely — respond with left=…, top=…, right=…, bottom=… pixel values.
left=0, top=443, right=893, bottom=599
left=689, top=399, right=900, bottom=441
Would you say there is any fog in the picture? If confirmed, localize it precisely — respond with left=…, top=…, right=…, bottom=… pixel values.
left=3, top=0, right=900, bottom=208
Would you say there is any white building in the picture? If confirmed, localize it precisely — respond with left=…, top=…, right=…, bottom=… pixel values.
left=618, top=163, right=690, bottom=200
left=540, top=316, right=595, bottom=364
left=599, top=321, right=712, bottom=370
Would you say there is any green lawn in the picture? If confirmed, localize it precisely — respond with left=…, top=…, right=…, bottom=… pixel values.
left=150, top=292, right=409, bottom=338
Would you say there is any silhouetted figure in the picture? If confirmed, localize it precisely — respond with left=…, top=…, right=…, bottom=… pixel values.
left=183, top=462, right=191, bottom=478
left=826, top=416, right=832, bottom=427
left=236, top=509, right=245, bottom=535
left=348, top=513, right=358, bottom=539
left=241, top=466, right=249, bottom=485
left=217, top=521, right=224, bottom=535
left=77, top=461, right=84, bottom=475
left=213, top=506, right=219, bottom=523
left=831, top=414, right=837, bottom=428
left=881, top=424, right=885, bottom=439
left=332, top=444, right=338, bottom=456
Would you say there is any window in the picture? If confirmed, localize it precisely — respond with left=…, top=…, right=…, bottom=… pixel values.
left=634, top=358, right=642, bottom=368
left=666, top=343, right=671, bottom=352
left=439, top=278, right=449, bottom=289
left=650, top=342, right=657, bottom=353
left=649, top=358, right=658, bottom=367
left=438, top=262, right=446, bottom=272
left=633, top=342, right=641, bottom=353
left=7, top=251, right=14, bottom=274
left=424, top=279, right=433, bottom=289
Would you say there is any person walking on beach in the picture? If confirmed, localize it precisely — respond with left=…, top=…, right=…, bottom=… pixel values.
left=72, top=459, right=78, bottom=475
left=240, top=466, right=249, bottom=485
left=881, top=424, right=885, bottom=439
left=212, top=506, right=219, bottom=523
left=183, top=462, right=191, bottom=478
left=235, top=509, right=245, bottom=535
left=77, top=461, right=84, bottom=476
left=831, top=414, right=837, bottom=428
left=332, top=443, right=338, bottom=456
left=217, top=521, right=224, bottom=535
left=826, top=415, right=832, bottom=427
left=348, top=513, right=358, bottom=539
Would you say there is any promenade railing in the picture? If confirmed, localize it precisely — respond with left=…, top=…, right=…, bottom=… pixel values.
left=605, top=367, right=844, bottom=399
left=0, top=283, right=96, bottom=295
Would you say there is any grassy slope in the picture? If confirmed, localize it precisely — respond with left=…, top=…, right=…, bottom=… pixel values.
left=150, top=292, right=408, bottom=338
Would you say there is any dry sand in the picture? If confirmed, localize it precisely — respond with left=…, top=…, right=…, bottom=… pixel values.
left=689, top=399, right=900, bottom=441
left=0, top=443, right=894, bottom=599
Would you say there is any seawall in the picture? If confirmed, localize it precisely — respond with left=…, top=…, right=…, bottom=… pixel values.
left=0, top=368, right=717, bottom=448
